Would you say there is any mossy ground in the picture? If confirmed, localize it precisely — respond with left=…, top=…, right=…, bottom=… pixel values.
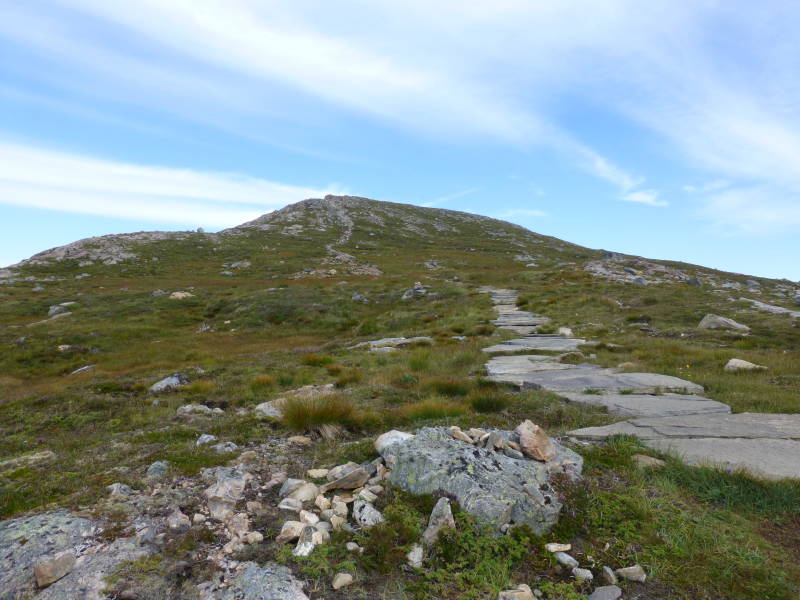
left=1, top=201, right=798, bottom=598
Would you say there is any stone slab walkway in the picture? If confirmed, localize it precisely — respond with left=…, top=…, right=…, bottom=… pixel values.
left=481, top=287, right=800, bottom=479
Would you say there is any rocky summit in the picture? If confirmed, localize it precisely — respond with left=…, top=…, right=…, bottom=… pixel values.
left=1, top=196, right=799, bottom=600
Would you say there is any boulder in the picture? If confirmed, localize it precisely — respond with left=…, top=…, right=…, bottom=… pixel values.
left=615, top=564, right=647, bottom=582
left=724, top=358, right=767, bottom=372
left=149, top=373, right=188, bottom=394
left=220, top=561, right=309, bottom=599
left=498, top=584, right=536, bottom=600
left=378, top=427, right=582, bottom=534
left=698, top=314, right=749, bottom=332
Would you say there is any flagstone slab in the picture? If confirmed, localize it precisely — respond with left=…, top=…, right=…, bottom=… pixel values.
left=483, top=338, right=587, bottom=353
left=560, top=392, right=730, bottom=418
left=489, top=365, right=704, bottom=394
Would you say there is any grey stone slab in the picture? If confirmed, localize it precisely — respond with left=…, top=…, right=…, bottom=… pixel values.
left=486, top=355, right=565, bottom=377
left=490, top=365, right=704, bottom=394
left=643, top=438, right=800, bottom=480
left=497, top=326, right=545, bottom=335
left=560, top=392, right=730, bottom=417
left=483, top=338, right=587, bottom=353
left=570, top=413, right=800, bottom=440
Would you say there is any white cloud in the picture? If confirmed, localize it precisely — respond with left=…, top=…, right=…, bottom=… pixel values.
left=699, top=186, right=800, bottom=235
left=0, top=141, right=342, bottom=227
left=622, top=190, right=667, bottom=207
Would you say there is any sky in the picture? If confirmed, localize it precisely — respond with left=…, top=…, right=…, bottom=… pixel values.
left=1, top=1, right=799, bottom=280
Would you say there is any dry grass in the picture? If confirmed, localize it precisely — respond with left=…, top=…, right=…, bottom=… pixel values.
left=280, top=393, right=357, bottom=431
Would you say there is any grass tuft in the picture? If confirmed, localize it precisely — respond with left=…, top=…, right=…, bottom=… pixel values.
left=280, top=393, right=357, bottom=431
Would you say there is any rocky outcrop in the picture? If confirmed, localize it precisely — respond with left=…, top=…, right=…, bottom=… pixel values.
left=378, top=427, right=582, bottom=534
left=0, top=511, right=148, bottom=600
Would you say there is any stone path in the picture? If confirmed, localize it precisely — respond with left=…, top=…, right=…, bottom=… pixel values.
left=480, top=287, right=800, bottom=479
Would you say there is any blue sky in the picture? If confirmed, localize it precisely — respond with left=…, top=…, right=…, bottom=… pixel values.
left=1, top=1, right=799, bottom=279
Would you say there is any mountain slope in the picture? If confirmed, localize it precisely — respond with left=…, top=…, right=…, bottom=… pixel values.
left=1, top=195, right=799, bottom=600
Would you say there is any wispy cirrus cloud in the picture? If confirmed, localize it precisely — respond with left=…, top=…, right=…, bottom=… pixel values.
left=0, top=141, right=342, bottom=227
left=495, top=208, right=548, bottom=219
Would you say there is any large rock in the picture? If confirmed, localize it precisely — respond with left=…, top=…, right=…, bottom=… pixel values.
left=36, top=537, right=147, bottom=600
left=740, top=298, right=800, bottom=318
left=219, top=561, right=309, bottom=599
left=379, top=427, right=582, bottom=534
left=697, top=314, right=750, bottom=332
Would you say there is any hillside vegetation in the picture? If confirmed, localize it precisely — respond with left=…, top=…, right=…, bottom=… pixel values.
left=1, top=195, right=799, bottom=599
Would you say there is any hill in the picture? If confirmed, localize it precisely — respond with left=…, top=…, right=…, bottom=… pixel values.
left=1, top=195, right=799, bottom=599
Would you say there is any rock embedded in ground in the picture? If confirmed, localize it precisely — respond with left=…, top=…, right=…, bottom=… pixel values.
left=697, top=313, right=750, bottom=331
left=601, top=566, right=618, bottom=585
left=204, top=467, right=252, bottom=521
left=545, top=543, right=571, bottom=552
left=196, top=434, right=217, bottom=446
left=498, top=583, right=536, bottom=600
left=724, top=358, right=767, bottom=372
left=422, top=497, right=455, bottom=546
left=483, top=337, right=587, bottom=354
left=572, top=567, right=593, bottom=582
left=145, top=460, right=169, bottom=478
left=166, top=508, right=191, bottom=532
left=588, top=586, right=622, bottom=600
left=615, top=564, right=647, bottom=582
left=632, top=454, right=666, bottom=469
left=332, top=573, right=354, bottom=590
left=406, top=544, right=424, bottom=568
left=220, top=561, right=309, bottom=600
left=379, top=426, right=582, bottom=534
left=554, top=552, right=579, bottom=568
left=149, top=373, right=189, bottom=394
